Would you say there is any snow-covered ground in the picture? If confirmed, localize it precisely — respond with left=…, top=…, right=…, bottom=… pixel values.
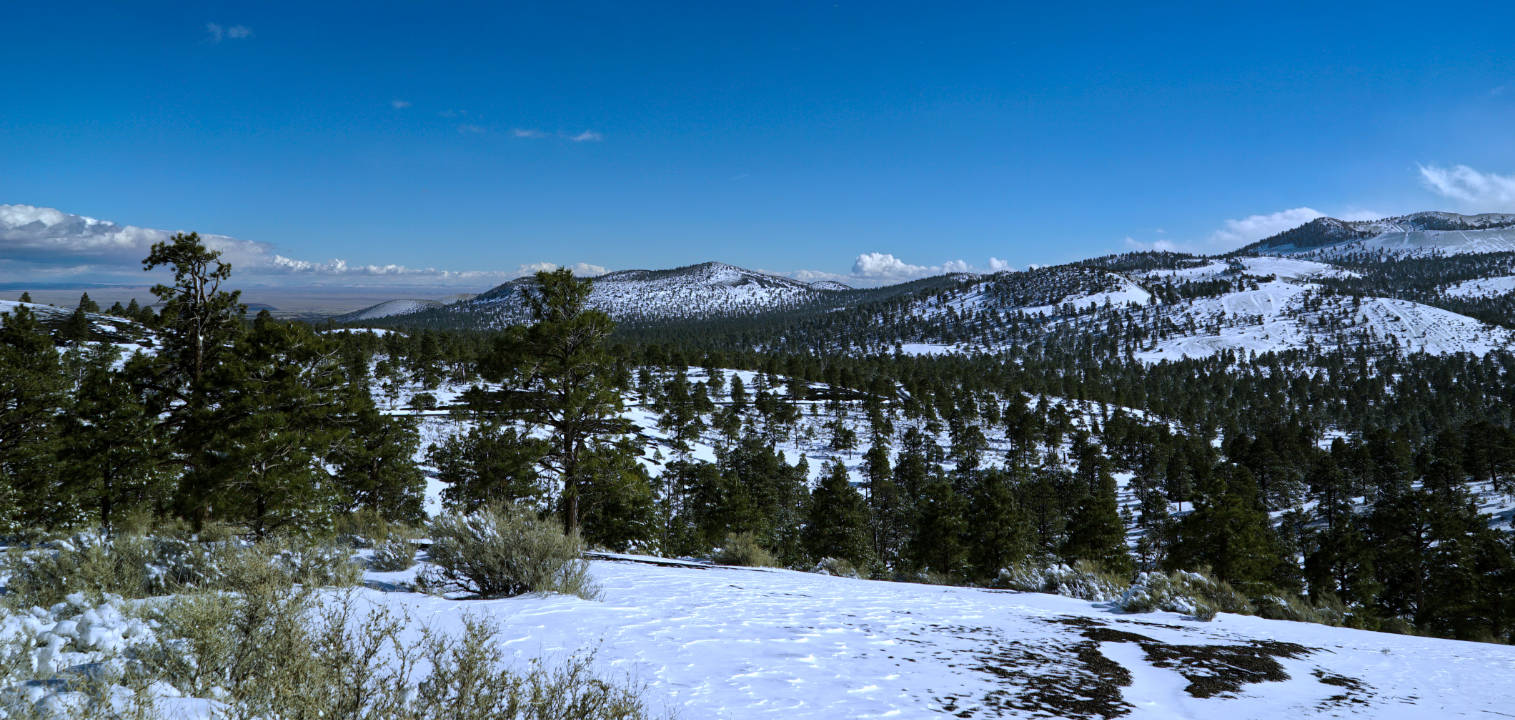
left=1133, top=281, right=1515, bottom=363
left=346, top=555, right=1515, bottom=720
left=336, top=299, right=443, bottom=321
left=1020, top=276, right=1152, bottom=316
left=1444, top=275, right=1515, bottom=299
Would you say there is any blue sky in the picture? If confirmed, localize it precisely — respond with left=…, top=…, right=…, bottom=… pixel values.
left=4, top=1, right=1515, bottom=292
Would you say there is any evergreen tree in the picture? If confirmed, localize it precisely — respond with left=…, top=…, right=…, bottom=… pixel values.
left=967, top=468, right=1031, bottom=580
left=1061, top=443, right=1133, bottom=574
left=483, top=269, right=636, bottom=536
left=863, top=443, right=906, bottom=565
left=0, top=307, right=67, bottom=528
left=63, top=347, right=170, bottom=532
left=803, top=460, right=873, bottom=568
left=331, top=396, right=426, bottom=522
left=1168, top=464, right=1287, bottom=588
left=908, top=477, right=968, bottom=578
left=60, top=306, right=92, bottom=345
left=77, top=292, right=100, bottom=313
left=577, top=441, right=657, bottom=550
left=200, top=313, right=349, bottom=536
left=429, top=422, right=546, bottom=511
left=141, top=232, right=246, bottom=524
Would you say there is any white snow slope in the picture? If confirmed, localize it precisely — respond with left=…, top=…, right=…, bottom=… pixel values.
left=347, top=555, right=1515, bottom=720
left=336, top=298, right=443, bottom=321
left=467, top=261, right=841, bottom=324
left=1444, top=275, right=1515, bottom=299
left=1135, top=280, right=1515, bottom=362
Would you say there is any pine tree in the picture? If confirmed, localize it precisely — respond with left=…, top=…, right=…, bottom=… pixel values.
left=483, top=268, right=636, bottom=536
left=17, top=292, right=31, bottom=303
left=577, top=440, right=657, bottom=550
left=429, top=421, right=546, bottom=511
left=968, top=468, right=1031, bottom=579
left=63, top=346, right=170, bottom=532
left=908, top=477, right=968, bottom=578
left=60, top=306, right=92, bottom=345
left=200, top=313, right=349, bottom=536
left=1061, top=442, right=1133, bottom=575
left=331, top=396, right=426, bottom=522
left=1168, top=464, right=1286, bottom=588
left=0, top=307, right=67, bottom=528
left=803, top=460, right=873, bottom=568
left=141, top=232, right=246, bottom=524
left=77, top=292, right=100, bottom=313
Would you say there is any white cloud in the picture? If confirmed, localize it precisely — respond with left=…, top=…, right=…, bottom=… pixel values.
left=390, top=99, right=412, bottom=109
left=1418, top=164, right=1515, bottom=211
left=1123, top=236, right=1178, bottom=252
left=457, top=124, right=485, bottom=134
left=567, top=130, right=603, bottom=143
left=514, top=262, right=609, bottom=277
left=0, top=203, right=554, bottom=290
left=512, top=128, right=546, bottom=138
left=852, top=252, right=929, bottom=280
left=205, top=23, right=251, bottom=42
left=1336, top=208, right=1386, bottom=222
left=845, top=253, right=1005, bottom=284
left=1207, top=207, right=1325, bottom=249
left=786, top=268, right=854, bottom=285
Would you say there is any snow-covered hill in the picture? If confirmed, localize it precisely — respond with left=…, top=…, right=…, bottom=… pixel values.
left=435, top=261, right=847, bottom=325
left=334, top=298, right=444, bottom=321
left=849, top=254, right=1515, bottom=362
left=1443, top=275, right=1515, bottom=298
left=1242, top=211, right=1515, bottom=259
left=1135, top=284, right=1515, bottom=362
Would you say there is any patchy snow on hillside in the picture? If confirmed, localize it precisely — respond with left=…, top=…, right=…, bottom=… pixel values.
left=1020, top=276, right=1152, bottom=316
left=1282, top=226, right=1515, bottom=260
left=1236, top=257, right=1355, bottom=280
left=1134, top=279, right=1515, bottom=363
left=1444, top=275, right=1515, bottom=298
left=337, top=299, right=443, bottom=321
left=465, top=262, right=838, bottom=325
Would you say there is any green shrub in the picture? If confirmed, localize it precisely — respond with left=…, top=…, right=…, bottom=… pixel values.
left=140, top=553, right=321, bottom=711
left=266, top=536, right=363, bottom=588
left=370, top=529, right=420, bottom=572
left=1, top=533, right=216, bottom=608
left=411, top=615, right=650, bottom=720
left=995, top=560, right=1129, bottom=601
left=712, top=532, right=777, bottom=568
left=812, top=557, right=863, bottom=579
left=420, top=504, right=598, bottom=599
left=1116, top=569, right=1253, bottom=621
left=145, top=592, right=650, bottom=719
left=1, top=531, right=359, bottom=611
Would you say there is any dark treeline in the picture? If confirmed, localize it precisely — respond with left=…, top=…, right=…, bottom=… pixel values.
left=2, top=233, right=427, bottom=537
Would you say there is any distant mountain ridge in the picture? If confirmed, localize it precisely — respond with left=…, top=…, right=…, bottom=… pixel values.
left=334, top=299, right=444, bottom=322
left=406, top=261, right=863, bottom=327
left=1240, top=211, right=1515, bottom=258
left=335, top=210, right=1515, bottom=362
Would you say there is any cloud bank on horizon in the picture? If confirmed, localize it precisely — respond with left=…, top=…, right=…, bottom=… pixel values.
left=0, top=204, right=596, bottom=292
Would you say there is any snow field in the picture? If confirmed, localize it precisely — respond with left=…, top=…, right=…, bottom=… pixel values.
left=352, top=555, right=1515, bottom=719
